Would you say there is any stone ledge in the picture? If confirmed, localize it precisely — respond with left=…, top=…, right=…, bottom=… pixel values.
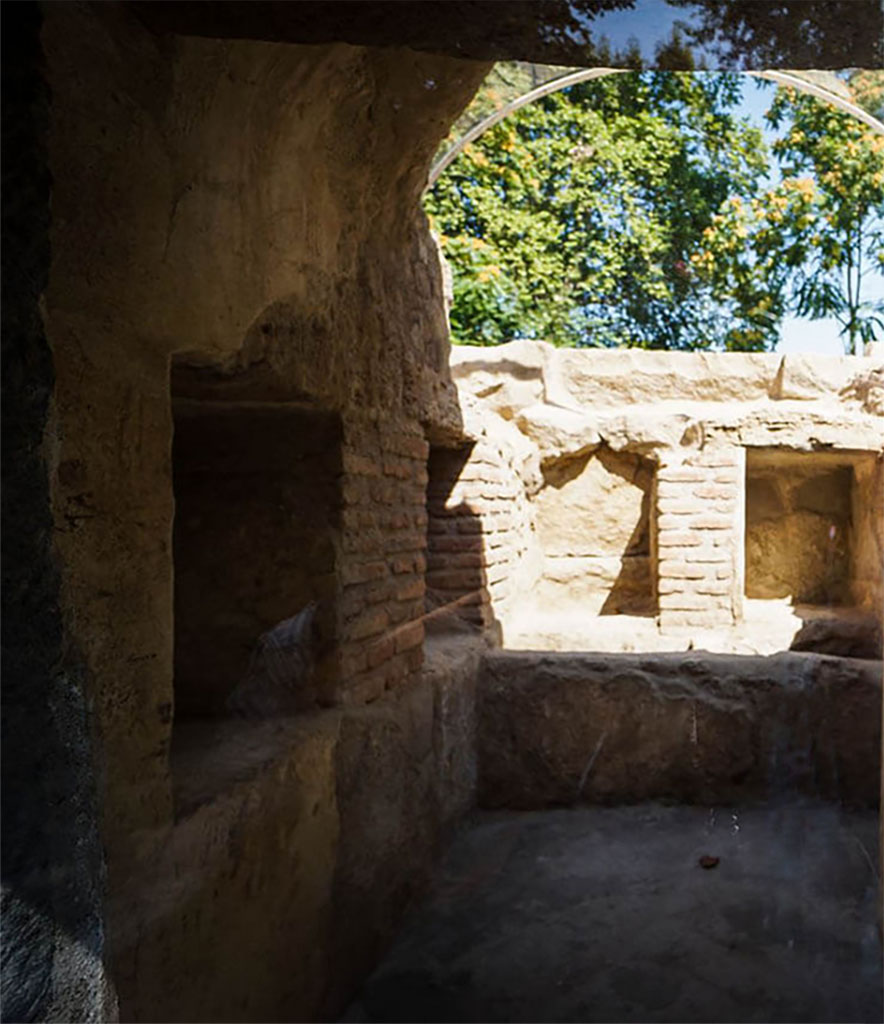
left=477, top=650, right=882, bottom=810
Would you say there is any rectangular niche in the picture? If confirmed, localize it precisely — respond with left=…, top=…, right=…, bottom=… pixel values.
left=172, top=400, right=342, bottom=718
left=532, top=448, right=657, bottom=616
left=744, top=448, right=878, bottom=608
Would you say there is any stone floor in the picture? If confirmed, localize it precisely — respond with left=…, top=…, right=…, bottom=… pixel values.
left=503, top=602, right=880, bottom=658
left=349, top=802, right=882, bottom=1023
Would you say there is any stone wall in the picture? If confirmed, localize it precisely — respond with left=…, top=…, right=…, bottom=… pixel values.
left=116, top=636, right=484, bottom=1022
left=451, top=341, right=884, bottom=644
left=478, top=650, right=882, bottom=809
left=35, top=3, right=489, bottom=1019
left=1, top=5, right=114, bottom=1020
left=338, top=415, right=430, bottom=705
left=426, top=434, right=534, bottom=631
left=851, top=455, right=884, bottom=615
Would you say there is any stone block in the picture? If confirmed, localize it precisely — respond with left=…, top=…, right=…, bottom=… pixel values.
left=659, top=561, right=706, bottom=579
left=657, top=530, right=702, bottom=548
left=348, top=607, right=389, bottom=641
left=694, top=580, right=732, bottom=596
left=395, top=621, right=425, bottom=654
left=688, top=514, right=734, bottom=530
left=476, top=649, right=881, bottom=809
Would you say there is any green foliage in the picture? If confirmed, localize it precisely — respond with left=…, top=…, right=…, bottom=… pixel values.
left=699, top=84, right=884, bottom=354
left=426, top=67, right=884, bottom=353
left=426, top=71, right=771, bottom=349
left=849, top=70, right=884, bottom=120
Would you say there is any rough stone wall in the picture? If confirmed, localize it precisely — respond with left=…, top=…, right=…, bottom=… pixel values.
left=114, top=635, right=482, bottom=1022
left=657, top=447, right=745, bottom=629
left=427, top=446, right=494, bottom=629
left=851, top=455, right=884, bottom=615
left=1, top=5, right=115, bottom=1019
left=35, top=2, right=488, bottom=1019
left=451, top=341, right=884, bottom=640
left=427, top=430, right=536, bottom=631
left=478, top=650, right=882, bottom=809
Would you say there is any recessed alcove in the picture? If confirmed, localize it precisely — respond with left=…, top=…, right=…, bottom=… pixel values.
left=172, top=399, right=342, bottom=720
left=532, top=448, right=657, bottom=617
left=744, top=448, right=876, bottom=608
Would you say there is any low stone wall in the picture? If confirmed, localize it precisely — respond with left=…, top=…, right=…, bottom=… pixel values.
left=477, top=651, right=882, bottom=809
left=116, top=637, right=483, bottom=1022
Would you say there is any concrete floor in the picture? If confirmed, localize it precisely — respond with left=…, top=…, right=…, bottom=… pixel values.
left=351, top=803, right=882, bottom=1023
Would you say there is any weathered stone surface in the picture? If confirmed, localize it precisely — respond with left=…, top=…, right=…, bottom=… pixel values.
left=843, top=364, right=884, bottom=415
left=118, top=714, right=341, bottom=1023
left=514, top=403, right=600, bottom=460
left=534, top=450, right=651, bottom=558
left=2, top=6, right=114, bottom=1022
left=556, top=348, right=780, bottom=406
left=774, top=354, right=854, bottom=400
left=451, top=341, right=883, bottom=642
left=32, top=4, right=490, bottom=1020
left=537, top=555, right=654, bottom=615
left=113, top=634, right=482, bottom=1022
left=477, top=651, right=882, bottom=809
left=528, top=447, right=655, bottom=615
left=745, top=452, right=860, bottom=605
left=326, top=638, right=483, bottom=1016
left=790, top=616, right=883, bottom=660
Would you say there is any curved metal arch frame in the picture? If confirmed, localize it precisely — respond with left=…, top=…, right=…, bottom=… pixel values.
left=427, top=67, right=884, bottom=188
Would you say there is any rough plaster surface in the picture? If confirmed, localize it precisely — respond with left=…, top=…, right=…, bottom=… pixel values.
left=478, top=651, right=882, bottom=809
left=356, top=803, right=882, bottom=1023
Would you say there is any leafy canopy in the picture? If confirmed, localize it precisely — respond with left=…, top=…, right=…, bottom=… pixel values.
left=426, top=70, right=771, bottom=349
left=425, top=67, right=884, bottom=352
left=698, top=81, right=884, bottom=354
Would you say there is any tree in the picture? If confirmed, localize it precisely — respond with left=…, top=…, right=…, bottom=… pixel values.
left=697, top=83, right=884, bottom=354
left=668, top=1, right=881, bottom=71
left=425, top=69, right=771, bottom=348
left=848, top=69, right=884, bottom=121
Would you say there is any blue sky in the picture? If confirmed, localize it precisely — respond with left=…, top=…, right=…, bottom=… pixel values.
left=569, top=0, right=884, bottom=354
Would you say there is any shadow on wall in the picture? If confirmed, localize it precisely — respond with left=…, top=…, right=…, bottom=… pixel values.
left=172, top=398, right=342, bottom=720
left=425, top=445, right=497, bottom=637
left=531, top=446, right=657, bottom=617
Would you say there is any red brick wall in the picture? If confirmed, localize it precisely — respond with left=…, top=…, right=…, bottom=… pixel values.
left=338, top=414, right=429, bottom=703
